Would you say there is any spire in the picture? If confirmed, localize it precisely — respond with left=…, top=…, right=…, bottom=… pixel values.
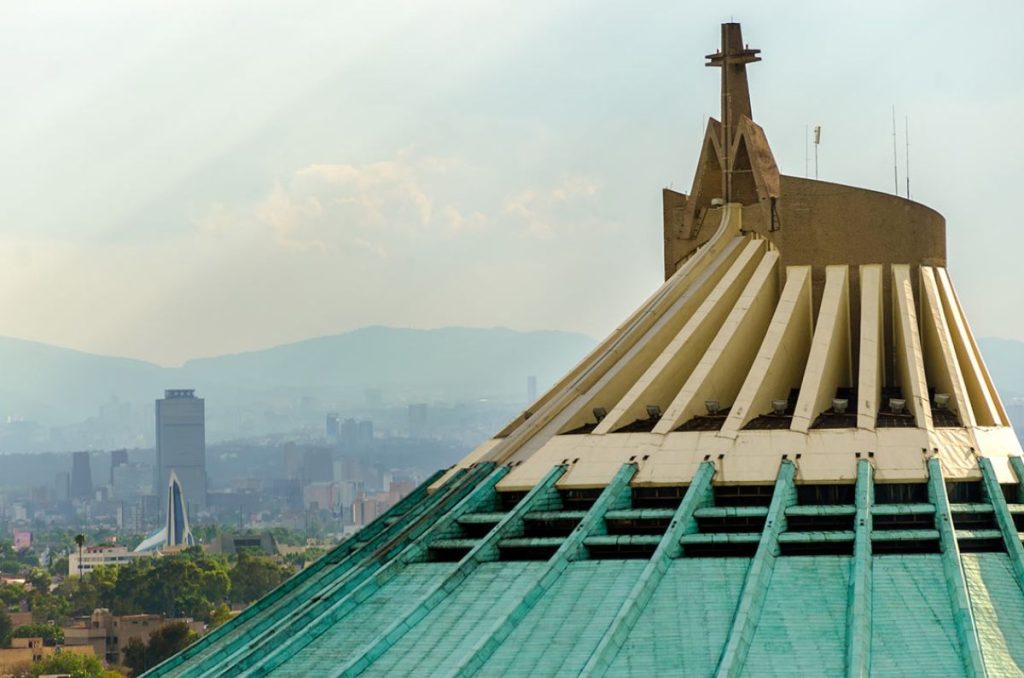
left=706, top=23, right=761, bottom=201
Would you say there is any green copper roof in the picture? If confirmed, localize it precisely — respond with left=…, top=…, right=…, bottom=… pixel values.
left=146, top=457, right=1024, bottom=677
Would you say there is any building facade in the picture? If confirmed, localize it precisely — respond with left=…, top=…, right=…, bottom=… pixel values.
left=155, top=389, right=207, bottom=513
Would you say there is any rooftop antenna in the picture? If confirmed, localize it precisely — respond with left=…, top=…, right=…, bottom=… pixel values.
left=813, top=126, right=821, bottom=179
left=905, top=115, right=911, bottom=199
left=805, top=125, right=809, bottom=178
left=891, top=105, right=899, bottom=194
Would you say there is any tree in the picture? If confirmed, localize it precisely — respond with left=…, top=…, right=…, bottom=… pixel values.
left=28, top=650, right=115, bottom=678
left=13, top=622, right=64, bottom=646
left=0, top=607, right=11, bottom=648
left=122, top=622, right=198, bottom=676
left=208, top=602, right=232, bottom=629
left=25, top=569, right=51, bottom=593
left=229, top=551, right=291, bottom=605
left=122, top=636, right=147, bottom=675
left=73, top=534, right=85, bottom=579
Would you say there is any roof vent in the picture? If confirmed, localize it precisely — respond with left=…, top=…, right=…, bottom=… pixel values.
left=889, top=398, right=906, bottom=415
left=705, top=399, right=721, bottom=415
left=771, top=399, right=788, bottom=415
left=934, top=393, right=951, bottom=409
left=832, top=398, right=848, bottom=414
left=711, top=197, right=725, bottom=207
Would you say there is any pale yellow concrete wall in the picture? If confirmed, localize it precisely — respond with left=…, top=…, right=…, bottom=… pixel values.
left=719, top=266, right=813, bottom=436
left=593, top=238, right=765, bottom=434
left=857, top=265, right=883, bottom=431
left=791, top=265, right=851, bottom=432
left=919, top=266, right=975, bottom=428
left=654, top=250, right=780, bottom=433
left=892, top=264, right=933, bottom=429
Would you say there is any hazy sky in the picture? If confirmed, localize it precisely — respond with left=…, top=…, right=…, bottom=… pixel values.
left=1, top=1, right=1022, bottom=366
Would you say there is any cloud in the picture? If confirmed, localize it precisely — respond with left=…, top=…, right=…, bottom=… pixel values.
left=198, top=148, right=488, bottom=256
left=504, top=176, right=602, bottom=238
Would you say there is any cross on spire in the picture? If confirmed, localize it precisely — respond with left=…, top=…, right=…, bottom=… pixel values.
left=705, top=22, right=760, bottom=201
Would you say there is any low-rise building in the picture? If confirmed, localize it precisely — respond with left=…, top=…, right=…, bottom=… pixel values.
left=63, top=609, right=203, bottom=664
left=67, top=545, right=146, bottom=577
left=0, top=637, right=94, bottom=675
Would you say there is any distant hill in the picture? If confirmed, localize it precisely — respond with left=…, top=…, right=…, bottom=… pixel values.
left=0, top=327, right=596, bottom=426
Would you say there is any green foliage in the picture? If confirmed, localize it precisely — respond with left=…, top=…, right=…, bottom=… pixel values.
left=282, top=547, right=325, bottom=569
left=0, top=541, right=39, bottom=577
left=28, top=650, right=108, bottom=678
left=47, top=555, right=69, bottom=577
left=25, top=569, right=50, bottom=592
left=228, top=551, right=292, bottom=604
left=12, top=622, right=64, bottom=646
left=29, top=589, right=71, bottom=626
left=208, top=602, right=232, bottom=629
left=122, top=621, right=198, bottom=675
left=0, top=607, right=11, bottom=648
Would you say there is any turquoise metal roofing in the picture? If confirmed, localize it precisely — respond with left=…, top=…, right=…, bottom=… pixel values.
left=145, top=456, right=1024, bottom=677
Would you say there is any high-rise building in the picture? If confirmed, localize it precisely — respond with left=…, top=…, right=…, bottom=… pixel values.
left=325, top=413, right=340, bottom=440
left=527, top=375, right=538, bottom=404
left=54, top=472, right=70, bottom=502
left=69, top=452, right=92, bottom=501
left=153, top=23, right=1024, bottom=676
left=155, top=389, right=206, bottom=514
left=407, top=403, right=428, bottom=437
left=109, top=448, right=129, bottom=485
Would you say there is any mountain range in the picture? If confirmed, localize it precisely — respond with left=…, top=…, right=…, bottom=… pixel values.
left=0, top=329, right=1020, bottom=443
left=0, top=326, right=597, bottom=427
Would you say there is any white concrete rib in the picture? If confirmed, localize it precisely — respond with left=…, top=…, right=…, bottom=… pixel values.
left=655, top=249, right=780, bottom=434
left=856, top=265, right=883, bottom=431
left=593, top=238, right=766, bottom=434
left=919, top=266, right=975, bottom=428
left=892, top=264, right=933, bottom=429
left=934, top=267, right=1008, bottom=427
left=791, top=265, right=852, bottom=432
left=719, top=265, right=813, bottom=437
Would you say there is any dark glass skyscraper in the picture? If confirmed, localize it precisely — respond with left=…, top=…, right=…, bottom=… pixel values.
left=155, top=389, right=207, bottom=514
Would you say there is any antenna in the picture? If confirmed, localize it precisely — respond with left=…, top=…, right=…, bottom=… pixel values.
left=805, top=125, right=809, bottom=178
left=891, top=105, right=899, bottom=194
left=813, top=126, right=821, bottom=179
left=905, top=115, right=911, bottom=199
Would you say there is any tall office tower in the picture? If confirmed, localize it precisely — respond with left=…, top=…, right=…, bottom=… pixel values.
left=109, top=448, right=129, bottom=485
left=70, top=451, right=93, bottom=500
left=54, top=472, right=70, bottom=502
left=527, top=375, right=538, bottom=404
left=325, top=413, right=340, bottom=440
left=155, top=389, right=207, bottom=514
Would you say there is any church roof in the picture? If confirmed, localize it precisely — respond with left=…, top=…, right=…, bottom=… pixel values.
left=148, top=23, right=1024, bottom=677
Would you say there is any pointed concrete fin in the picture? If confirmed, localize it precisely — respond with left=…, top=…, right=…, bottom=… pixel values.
left=483, top=206, right=746, bottom=465
left=892, top=264, right=933, bottom=429
left=683, top=119, right=726, bottom=236
left=934, top=267, right=1007, bottom=427
left=791, top=265, right=852, bottom=432
left=655, top=249, right=780, bottom=434
left=857, top=265, right=884, bottom=431
left=720, top=265, right=813, bottom=436
left=919, top=266, right=975, bottom=428
left=594, top=237, right=764, bottom=434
